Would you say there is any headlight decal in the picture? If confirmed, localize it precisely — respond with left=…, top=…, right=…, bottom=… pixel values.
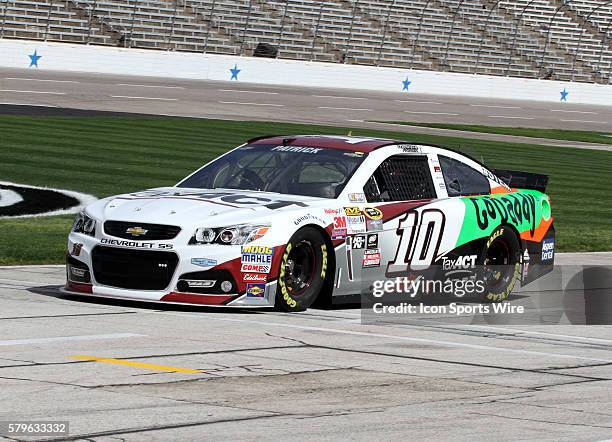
left=190, top=223, right=270, bottom=245
left=72, top=211, right=97, bottom=236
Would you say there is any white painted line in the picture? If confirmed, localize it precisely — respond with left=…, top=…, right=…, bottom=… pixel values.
left=0, top=333, right=145, bottom=347
left=0, top=102, right=58, bottom=108
left=0, top=89, right=65, bottom=95
left=4, top=77, right=80, bottom=84
left=487, top=115, right=534, bottom=120
left=403, top=111, right=459, bottom=116
left=117, top=83, right=184, bottom=89
left=318, top=106, right=372, bottom=111
left=396, top=100, right=443, bottom=105
left=346, top=119, right=364, bottom=122
left=110, top=95, right=178, bottom=101
left=218, top=101, right=285, bottom=107
left=471, top=104, right=522, bottom=109
left=0, top=277, right=61, bottom=286
left=560, top=119, right=609, bottom=124
left=219, top=89, right=279, bottom=95
left=152, top=312, right=612, bottom=364
left=0, top=264, right=64, bottom=269
left=313, top=95, right=367, bottom=100
left=551, top=109, right=598, bottom=114
left=454, top=323, right=612, bottom=345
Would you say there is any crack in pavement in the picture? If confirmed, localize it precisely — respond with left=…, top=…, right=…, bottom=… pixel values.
left=471, top=395, right=612, bottom=418
left=27, top=413, right=292, bottom=442
left=0, top=344, right=305, bottom=369
left=356, top=319, right=612, bottom=351
left=262, top=333, right=612, bottom=383
left=470, top=412, right=612, bottom=430
left=0, top=312, right=136, bottom=320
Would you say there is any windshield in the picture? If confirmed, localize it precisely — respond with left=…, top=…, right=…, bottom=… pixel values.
left=178, top=144, right=366, bottom=198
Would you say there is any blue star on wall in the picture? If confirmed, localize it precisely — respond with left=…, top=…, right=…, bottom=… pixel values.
left=560, top=88, right=569, bottom=102
left=230, top=64, right=241, bottom=80
left=28, top=50, right=42, bottom=68
left=402, top=77, right=411, bottom=92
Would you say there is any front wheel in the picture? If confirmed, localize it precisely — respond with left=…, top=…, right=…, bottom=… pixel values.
left=276, top=227, right=328, bottom=312
left=481, top=226, right=521, bottom=302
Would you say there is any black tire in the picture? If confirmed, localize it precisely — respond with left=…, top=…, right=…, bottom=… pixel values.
left=481, top=226, right=521, bottom=302
left=276, top=227, right=328, bottom=312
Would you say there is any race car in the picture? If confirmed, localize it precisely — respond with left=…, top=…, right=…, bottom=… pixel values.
left=64, top=135, right=555, bottom=311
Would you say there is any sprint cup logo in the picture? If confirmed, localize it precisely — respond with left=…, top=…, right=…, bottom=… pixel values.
left=0, top=181, right=97, bottom=218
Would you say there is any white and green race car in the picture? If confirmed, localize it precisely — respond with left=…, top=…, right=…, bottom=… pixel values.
left=65, top=135, right=554, bottom=311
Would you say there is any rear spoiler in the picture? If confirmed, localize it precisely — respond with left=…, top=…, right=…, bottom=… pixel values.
left=493, top=169, right=549, bottom=192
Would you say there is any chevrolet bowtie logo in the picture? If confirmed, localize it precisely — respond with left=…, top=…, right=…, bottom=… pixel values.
left=126, top=226, right=148, bottom=236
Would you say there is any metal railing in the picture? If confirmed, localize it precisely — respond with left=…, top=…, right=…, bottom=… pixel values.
left=595, top=15, right=612, bottom=82
left=474, top=0, right=503, bottom=74
left=0, top=0, right=611, bottom=83
left=570, top=0, right=612, bottom=81
left=504, top=0, right=538, bottom=77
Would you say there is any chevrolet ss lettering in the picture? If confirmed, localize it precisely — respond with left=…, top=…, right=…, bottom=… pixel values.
left=65, top=135, right=554, bottom=310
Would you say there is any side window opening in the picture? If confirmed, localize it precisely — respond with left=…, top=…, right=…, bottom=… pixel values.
left=438, top=155, right=490, bottom=197
left=363, top=155, right=436, bottom=202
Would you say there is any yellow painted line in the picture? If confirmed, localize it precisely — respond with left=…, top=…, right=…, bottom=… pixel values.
left=68, top=355, right=204, bottom=374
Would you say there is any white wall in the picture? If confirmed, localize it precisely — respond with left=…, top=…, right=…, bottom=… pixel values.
left=1, top=39, right=611, bottom=106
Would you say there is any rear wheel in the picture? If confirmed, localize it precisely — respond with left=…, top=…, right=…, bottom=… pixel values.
left=481, top=226, right=521, bottom=302
left=276, top=227, right=328, bottom=312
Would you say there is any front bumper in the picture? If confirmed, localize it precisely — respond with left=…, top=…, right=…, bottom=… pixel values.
left=65, top=233, right=282, bottom=308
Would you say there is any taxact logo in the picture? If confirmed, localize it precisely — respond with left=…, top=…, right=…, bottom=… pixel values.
left=441, top=255, right=477, bottom=271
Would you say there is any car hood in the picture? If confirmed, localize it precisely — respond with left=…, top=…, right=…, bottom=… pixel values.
left=88, top=187, right=327, bottom=227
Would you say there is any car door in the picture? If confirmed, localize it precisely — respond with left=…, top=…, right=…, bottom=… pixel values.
left=338, top=153, right=440, bottom=293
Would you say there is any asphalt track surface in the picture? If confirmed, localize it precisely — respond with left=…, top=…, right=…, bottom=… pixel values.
left=0, top=67, right=611, bottom=151
left=2, top=254, right=612, bottom=440
left=2, top=66, right=612, bottom=440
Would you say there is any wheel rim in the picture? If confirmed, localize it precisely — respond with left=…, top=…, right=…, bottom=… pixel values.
left=284, top=240, right=316, bottom=297
left=484, top=238, right=513, bottom=289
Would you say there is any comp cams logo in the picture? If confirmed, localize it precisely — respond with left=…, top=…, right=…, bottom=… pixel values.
left=0, top=181, right=97, bottom=218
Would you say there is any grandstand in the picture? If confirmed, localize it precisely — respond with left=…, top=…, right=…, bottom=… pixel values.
left=0, top=0, right=610, bottom=83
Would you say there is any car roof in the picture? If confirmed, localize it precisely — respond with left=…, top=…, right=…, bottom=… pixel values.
left=248, top=135, right=401, bottom=153
left=247, top=135, right=490, bottom=173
